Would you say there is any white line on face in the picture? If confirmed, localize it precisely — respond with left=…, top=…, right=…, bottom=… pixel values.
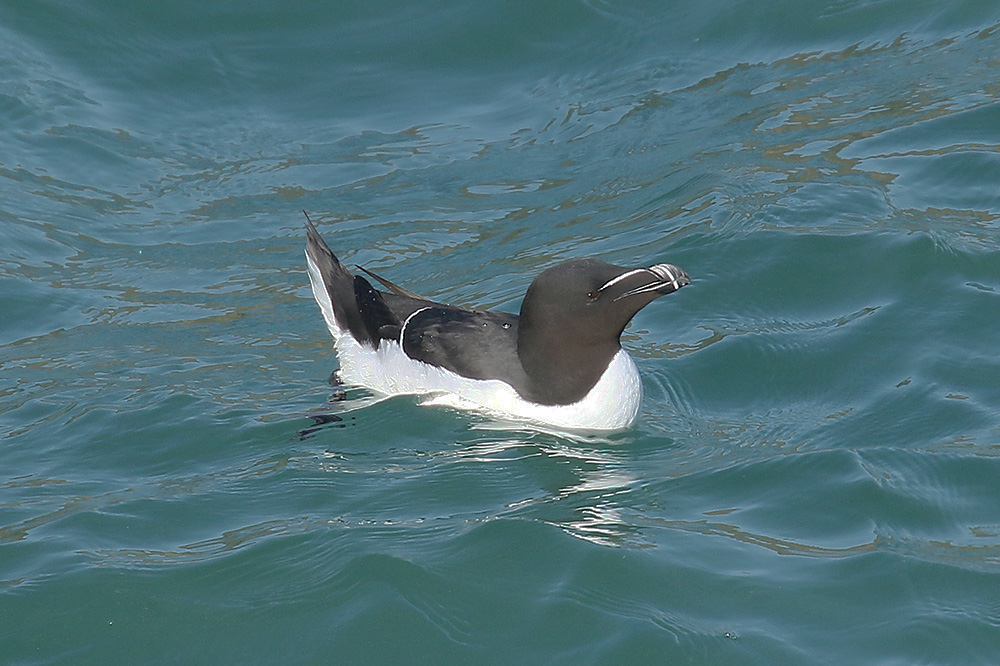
left=597, top=268, right=653, bottom=294
left=613, top=281, right=667, bottom=302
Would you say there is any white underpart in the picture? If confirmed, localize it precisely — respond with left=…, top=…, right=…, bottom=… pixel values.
left=306, top=251, right=644, bottom=431
left=305, top=251, right=341, bottom=339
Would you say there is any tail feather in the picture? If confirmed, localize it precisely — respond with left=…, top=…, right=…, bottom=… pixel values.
left=304, top=213, right=379, bottom=346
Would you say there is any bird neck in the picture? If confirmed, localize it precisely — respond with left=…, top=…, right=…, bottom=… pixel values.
left=516, top=323, right=620, bottom=405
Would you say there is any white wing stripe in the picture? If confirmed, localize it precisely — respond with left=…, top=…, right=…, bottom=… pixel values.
left=399, top=306, right=433, bottom=344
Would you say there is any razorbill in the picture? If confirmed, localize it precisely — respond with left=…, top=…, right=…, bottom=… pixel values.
left=305, top=215, right=690, bottom=431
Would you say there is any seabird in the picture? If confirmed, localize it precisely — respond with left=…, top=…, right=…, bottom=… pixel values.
left=304, top=215, right=690, bottom=431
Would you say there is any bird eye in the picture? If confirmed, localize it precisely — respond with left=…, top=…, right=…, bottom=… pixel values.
left=586, top=290, right=597, bottom=300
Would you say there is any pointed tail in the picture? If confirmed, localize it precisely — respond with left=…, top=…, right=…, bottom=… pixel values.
left=304, top=212, right=371, bottom=345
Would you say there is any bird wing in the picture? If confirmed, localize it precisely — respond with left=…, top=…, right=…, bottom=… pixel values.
left=399, top=306, right=528, bottom=390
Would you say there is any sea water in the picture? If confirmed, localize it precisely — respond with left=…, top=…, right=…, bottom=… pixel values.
left=3, top=2, right=1000, bottom=664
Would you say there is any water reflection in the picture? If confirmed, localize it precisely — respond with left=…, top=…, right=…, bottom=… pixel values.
left=448, top=436, right=643, bottom=547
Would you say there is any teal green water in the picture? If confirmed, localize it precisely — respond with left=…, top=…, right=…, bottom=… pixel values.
left=3, top=1, right=1000, bottom=664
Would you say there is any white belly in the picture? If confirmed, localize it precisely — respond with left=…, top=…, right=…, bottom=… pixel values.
left=338, top=335, right=643, bottom=431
